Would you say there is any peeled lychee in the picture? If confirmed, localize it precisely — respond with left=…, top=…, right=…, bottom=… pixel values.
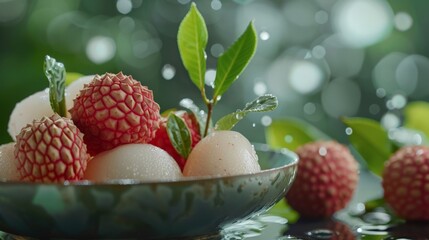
left=382, top=145, right=429, bottom=221
left=286, top=141, right=359, bottom=218
left=84, top=144, right=182, bottom=182
left=183, top=130, right=260, bottom=177
left=0, top=143, right=20, bottom=181
left=8, top=89, right=54, bottom=141
left=70, top=72, right=161, bottom=155
left=149, top=111, right=201, bottom=170
left=14, top=114, right=89, bottom=183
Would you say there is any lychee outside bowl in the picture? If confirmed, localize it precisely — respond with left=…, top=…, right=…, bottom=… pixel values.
left=0, top=144, right=298, bottom=239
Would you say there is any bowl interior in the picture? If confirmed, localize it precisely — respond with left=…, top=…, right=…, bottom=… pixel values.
left=0, top=144, right=298, bottom=239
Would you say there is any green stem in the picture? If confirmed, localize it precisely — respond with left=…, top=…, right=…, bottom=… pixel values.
left=58, top=98, right=67, bottom=117
left=204, top=102, right=213, bottom=137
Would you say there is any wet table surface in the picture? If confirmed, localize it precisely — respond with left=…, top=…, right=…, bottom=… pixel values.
left=0, top=170, right=428, bottom=240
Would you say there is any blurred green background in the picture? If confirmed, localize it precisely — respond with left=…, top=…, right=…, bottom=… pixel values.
left=1, top=0, right=428, bottom=144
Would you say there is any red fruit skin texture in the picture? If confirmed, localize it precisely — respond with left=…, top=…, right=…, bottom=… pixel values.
left=286, top=141, right=359, bottom=218
left=149, top=112, right=201, bottom=170
left=70, top=72, right=161, bottom=155
left=14, top=114, right=89, bottom=183
left=382, top=146, right=429, bottom=221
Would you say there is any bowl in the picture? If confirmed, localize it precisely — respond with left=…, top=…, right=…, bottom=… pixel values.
left=0, top=144, right=298, bottom=239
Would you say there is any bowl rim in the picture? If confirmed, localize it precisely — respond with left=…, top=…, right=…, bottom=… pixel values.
left=0, top=143, right=298, bottom=187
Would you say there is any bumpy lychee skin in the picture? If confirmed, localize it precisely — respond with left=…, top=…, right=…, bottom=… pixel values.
left=70, top=72, right=161, bottom=155
left=149, top=111, right=201, bottom=170
left=382, top=146, right=429, bottom=221
left=286, top=141, right=359, bottom=218
left=14, top=114, right=89, bottom=183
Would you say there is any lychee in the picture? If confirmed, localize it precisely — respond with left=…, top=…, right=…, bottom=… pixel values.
left=149, top=111, right=201, bottom=170
left=183, top=131, right=260, bottom=177
left=70, top=72, right=161, bottom=155
left=382, top=145, right=429, bottom=221
left=14, top=114, right=89, bottom=183
left=286, top=141, right=359, bottom=218
left=84, top=144, right=182, bottom=182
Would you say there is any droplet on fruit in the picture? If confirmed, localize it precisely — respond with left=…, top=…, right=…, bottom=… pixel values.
left=0, top=143, right=20, bottom=181
left=84, top=144, right=182, bottom=182
left=183, top=131, right=261, bottom=177
left=8, top=89, right=54, bottom=141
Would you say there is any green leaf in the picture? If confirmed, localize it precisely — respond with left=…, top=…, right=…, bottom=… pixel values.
left=213, top=22, right=257, bottom=100
left=265, top=118, right=330, bottom=151
left=404, top=101, right=429, bottom=138
left=161, top=108, right=177, bottom=118
left=44, top=55, right=67, bottom=117
left=267, top=199, right=299, bottom=223
left=342, top=117, right=393, bottom=176
left=214, top=94, right=278, bottom=131
left=180, top=98, right=208, bottom=136
left=167, top=114, right=192, bottom=159
left=177, top=2, right=207, bottom=91
left=65, top=72, right=83, bottom=86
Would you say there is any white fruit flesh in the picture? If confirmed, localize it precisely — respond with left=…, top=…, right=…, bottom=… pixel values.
left=8, top=75, right=94, bottom=141
left=0, top=143, right=20, bottom=181
left=65, top=75, right=94, bottom=109
left=8, top=89, right=54, bottom=141
left=84, top=144, right=183, bottom=182
left=183, top=130, right=261, bottom=177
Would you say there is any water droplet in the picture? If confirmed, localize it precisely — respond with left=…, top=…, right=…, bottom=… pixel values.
left=345, top=127, right=353, bottom=135
left=260, top=31, right=270, bottom=41
left=261, top=115, right=272, bottom=126
left=179, top=98, right=193, bottom=108
left=257, top=215, right=288, bottom=224
left=235, top=113, right=243, bottom=120
left=362, top=212, right=391, bottom=225
left=251, top=123, right=256, bottom=127
left=349, top=202, right=366, bottom=216
left=216, top=95, right=222, bottom=101
left=284, top=135, right=293, bottom=143
left=205, top=69, right=216, bottom=87
left=356, top=225, right=389, bottom=236
left=306, top=229, right=335, bottom=239
left=162, top=64, right=176, bottom=80
left=318, top=147, right=327, bottom=156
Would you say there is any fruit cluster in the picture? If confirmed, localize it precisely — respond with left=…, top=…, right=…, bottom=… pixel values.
left=2, top=72, right=260, bottom=183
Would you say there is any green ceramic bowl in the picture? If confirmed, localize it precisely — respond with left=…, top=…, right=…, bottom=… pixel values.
left=0, top=144, right=298, bottom=239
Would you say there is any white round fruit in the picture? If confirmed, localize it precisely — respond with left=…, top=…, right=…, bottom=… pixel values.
left=65, top=75, right=94, bottom=109
left=0, top=143, right=20, bottom=181
left=183, top=130, right=261, bottom=177
left=84, top=144, right=183, bottom=182
left=8, top=89, right=54, bottom=141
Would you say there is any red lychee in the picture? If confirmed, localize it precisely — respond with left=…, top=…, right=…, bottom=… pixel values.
left=70, top=72, right=161, bottom=155
left=149, top=111, right=201, bottom=170
left=286, top=141, right=359, bottom=218
left=382, top=145, right=429, bottom=221
left=14, top=114, right=89, bottom=183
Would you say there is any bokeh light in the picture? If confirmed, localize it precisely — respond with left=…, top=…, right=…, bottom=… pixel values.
left=86, top=36, right=116, bottom=64
left=1, top=0, right=428, bottom=146
left=332, top=0, right=393, bottom=47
